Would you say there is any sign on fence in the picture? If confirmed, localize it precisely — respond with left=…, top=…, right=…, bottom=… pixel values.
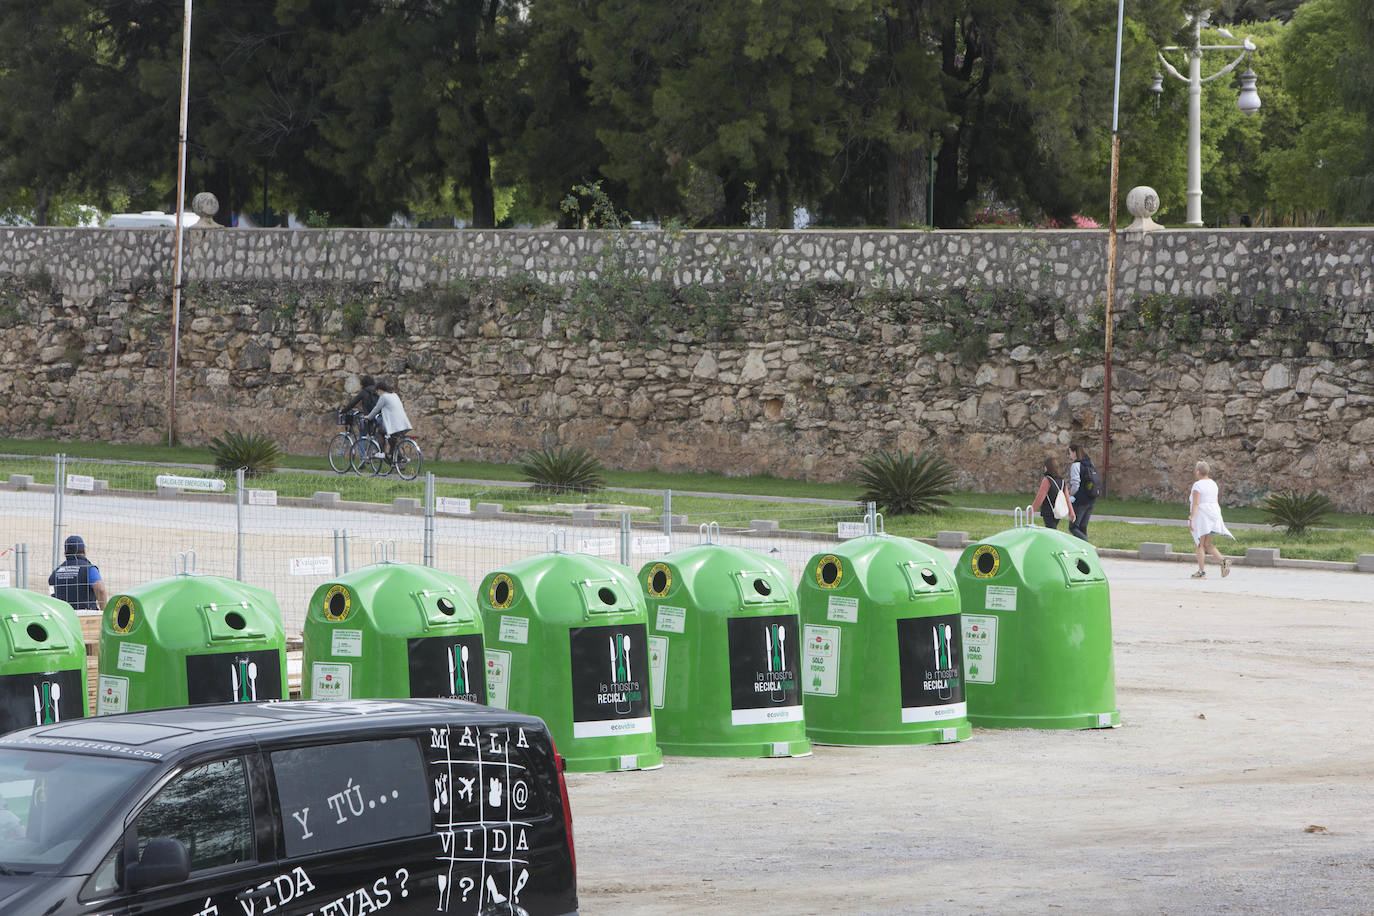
left=248, top=489, right=278, bottom=506
left=156, top=474, right=227, bottom=492
left=837, top=522, right=869, bottom=539
left=632, top=534, right=672, bottom=555
left=290, top=556, right=335, bottom=576
left=66, top=474, right=95, bottom=491
left=0, top=571, right=9, bottom=588
left=576, top=537, right=618, bottom=557
left=436, top=497, right=472, bottom=515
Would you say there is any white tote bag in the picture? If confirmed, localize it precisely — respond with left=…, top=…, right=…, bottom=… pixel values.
left=1052, top=480, right=1070, bottom=519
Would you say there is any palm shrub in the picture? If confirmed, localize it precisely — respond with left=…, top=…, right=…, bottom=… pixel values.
left=209, top=430, right=282, bottom=478
left=521, top=446, right=606, bottom=494
left=856, top=450, right=956, bottom=516
left=1262, top=489, right=1333, bottom=537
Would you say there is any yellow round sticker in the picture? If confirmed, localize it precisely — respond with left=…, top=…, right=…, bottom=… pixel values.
left=971, top=545, right=1001, bottom=579
left=324, top=584, right=352, bottom=621
left=489, top=573, right=515, bottom=610
left=111, top=596, right=136, bottom=634
left=815, top=555, right=844, bottom=589
left=646, top=563, right=673, bottom=598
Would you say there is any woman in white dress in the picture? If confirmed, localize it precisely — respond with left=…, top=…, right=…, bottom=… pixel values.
left=1189, top=460, right=1234, bottom=578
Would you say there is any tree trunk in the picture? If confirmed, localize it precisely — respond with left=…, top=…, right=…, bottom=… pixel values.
left=34, top=186, right=51, bottom=226
left=885, top=146, right=929, bottom=228
left=467, top=134, right=496, bottom=229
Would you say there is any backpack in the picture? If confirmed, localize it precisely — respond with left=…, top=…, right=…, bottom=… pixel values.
left=1079, top=456, right=1101, bottom=499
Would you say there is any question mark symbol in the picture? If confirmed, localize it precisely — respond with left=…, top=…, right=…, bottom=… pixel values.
left=459, top=876, right=475, bottom=902
left=394, top=867, right=409, bottom=898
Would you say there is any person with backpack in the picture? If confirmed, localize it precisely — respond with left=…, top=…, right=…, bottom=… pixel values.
left=47, top=535, right=108, bottom=612
left=1033, top=458, right=1074, bottom=530
left=1067, top=442, right=1100, bottom=541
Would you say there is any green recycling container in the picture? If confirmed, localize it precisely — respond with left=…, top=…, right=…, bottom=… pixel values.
left=639, top=544, right=810, bottom=758
left=797, top=535, right=971, bottom=745
left=302, top=562, right=486, bottom=703
left=0, top=590, right=88, bottom=731
left=477, top=552, right=662, bottom=773
left=955, top=525, right=1120, bottom=729
left=97, top=574, right=287, bottom=714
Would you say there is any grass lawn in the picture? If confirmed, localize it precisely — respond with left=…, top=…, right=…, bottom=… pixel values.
left=3, top=437, right=1370, bottom=561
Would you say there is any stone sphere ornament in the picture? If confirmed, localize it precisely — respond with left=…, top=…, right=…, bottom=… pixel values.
left=1125, top=186, right=1162, bottom=233
left=192, top=191, right=221, bottom=227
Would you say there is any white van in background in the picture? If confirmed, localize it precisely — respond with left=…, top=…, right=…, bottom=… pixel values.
left=103, top=211, right=200, bottom=228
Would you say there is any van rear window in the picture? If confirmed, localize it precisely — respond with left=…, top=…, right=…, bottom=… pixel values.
left=272, top=738, right=431, bottom=857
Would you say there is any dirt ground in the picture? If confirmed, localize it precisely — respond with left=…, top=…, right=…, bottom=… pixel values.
left=567, top=556, right=1374, bottom=915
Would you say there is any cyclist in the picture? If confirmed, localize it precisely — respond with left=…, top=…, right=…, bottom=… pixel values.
left=365, top=379, right=413, bottom=463
left=341, top=375, right=380, bottom=438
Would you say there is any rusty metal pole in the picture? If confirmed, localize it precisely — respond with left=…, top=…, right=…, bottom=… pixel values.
left=1103, top=0, right=1125, bottom=496
left=168, top=0, right=192, bottom=445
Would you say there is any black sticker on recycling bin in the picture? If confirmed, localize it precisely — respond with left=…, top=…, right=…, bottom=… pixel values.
left=0, top=669, right=85, bottom=731
left=185, top=649, right=283, bottom=705
left=567, top=623, right=652, bottom=737
left=407, top=634, right=488, bottom=704
left=896, top=614, right=965, bottom=722
left=726, top=615, right=802, bottom=722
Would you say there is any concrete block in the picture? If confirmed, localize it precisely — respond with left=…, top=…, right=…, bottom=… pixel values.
left=1244, top=547, right=1279, bottom=567
left=474, top=502, right=502, bottom=518
left=571, top=509, right=598, bottom=522
left=393, top=497, right=421, bottom=513
left=668, top=514, right=688, bottom=527
left=1357, top=554, right=1374, bottom=573
left=1138, top=542, right=1171, bottom=560
left=312, top=491, right=341, bottom=507
left=157, top=485, right=181, bottom=498
left=749, top=520, right=780, bottom=534
left=92, top=479, right=109, bottom=492
left=936, top=531, right=968, bottom=549
left=8, top=474, right=34, bottom=490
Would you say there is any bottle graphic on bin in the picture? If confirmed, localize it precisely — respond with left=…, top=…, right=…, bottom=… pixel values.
left=447, top=644, right=470, bottom=697
left=610, top=634, right=632, bottom=714
left=229, top=657, right=258, bottom=702
left=766, top=623, right=787, bottom=703
left=932, top=624, right=954, bottom=700
left=32, top=679, right=62, bottom=725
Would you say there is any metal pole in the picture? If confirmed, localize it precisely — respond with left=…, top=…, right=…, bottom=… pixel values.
left=423, top=472, right=435, bottom=566
left=168, top=0, right=193, bottom=445
left=333, top=530, right=341, bottom=578
left=341, top=529, right=350, bottom=573
left=620, top=513, right=631, bottom=567
left=662, top=489, right=672, bottom=537
left=1185, top=17, right=1203, bottom=227
left=1104, top=0, right=1125, bottom=496
left=18, top=543, right=27, bottom=590
left=51, top=454, right=64, bottom=571
left=235, top=468, right=245, bottom=581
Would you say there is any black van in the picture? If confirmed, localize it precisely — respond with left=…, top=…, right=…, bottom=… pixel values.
left=0, top=699, right=578, bottom=915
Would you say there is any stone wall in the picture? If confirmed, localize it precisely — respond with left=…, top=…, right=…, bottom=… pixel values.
left=1, top=226, right=1372, bottom=509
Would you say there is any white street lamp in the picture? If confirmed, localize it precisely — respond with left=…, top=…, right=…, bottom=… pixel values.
left=1152, top=12, right=1259, bottom=227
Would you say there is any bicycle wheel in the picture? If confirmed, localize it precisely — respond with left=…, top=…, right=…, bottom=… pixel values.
left=328, top=433, right=354, bottom=474
left=352, top=437, right=382, bottom=475
left=395, top=439, right=422, bottom=480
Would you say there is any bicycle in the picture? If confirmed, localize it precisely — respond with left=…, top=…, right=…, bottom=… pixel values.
left=358, top=432, right=423, bottom=480
left=328, top=409, right=364, bottom=474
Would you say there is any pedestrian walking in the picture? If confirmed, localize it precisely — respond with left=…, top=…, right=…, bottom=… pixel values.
left=1189, top=460, right=1234, bottom=578
left=1033, top=458, right=1074, bottom=530
left=1067, top=442, right=1101, bottom=541
left=48, top=535, right=108, bottom=612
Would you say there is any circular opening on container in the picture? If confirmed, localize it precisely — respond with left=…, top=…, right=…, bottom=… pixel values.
left=1076, top=558, right=1091, bottom=574
left=921, top=569, right=937, bottom=586
left=113, top=602, right=133, bottom=632
left=598, top=587, right=617, bottom=606
left=753, top=578, right=772, bottom=596
left=820, top=561, right=839, bottom=585
left=650, top=569, right=669, bottom=595
left=328, top=592, right=348, bottom=619
left=26, top=623, right=48, bottom=642
left=976, top=552, right=997, bottom=575
left=224, top=611, right=247, bottom=631
left=492, top=577, right=512, bottom=608
left=437, top=596, right=456, bottom=616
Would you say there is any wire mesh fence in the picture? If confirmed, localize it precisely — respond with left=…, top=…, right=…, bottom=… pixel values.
left=1, top=453, right=872, bottom=636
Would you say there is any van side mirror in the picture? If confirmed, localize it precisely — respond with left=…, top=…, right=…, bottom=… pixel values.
left=126, top=837, right=190, bottom=890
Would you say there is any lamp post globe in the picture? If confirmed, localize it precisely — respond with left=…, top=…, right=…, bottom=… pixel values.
left=1236, top=69, right=1261, bottom=115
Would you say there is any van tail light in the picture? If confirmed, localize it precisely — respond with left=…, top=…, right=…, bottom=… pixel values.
left=551, top=741, right=576, bottom=882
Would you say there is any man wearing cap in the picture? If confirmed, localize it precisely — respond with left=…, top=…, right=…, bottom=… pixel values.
left=48, top=535, right=108, bottom=612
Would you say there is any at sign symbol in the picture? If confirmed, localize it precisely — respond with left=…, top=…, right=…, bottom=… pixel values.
left=512, top=780, right=529, bottom=810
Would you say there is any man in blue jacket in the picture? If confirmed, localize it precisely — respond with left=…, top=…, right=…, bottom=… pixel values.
left=48, top=535, right=108, bottom=612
